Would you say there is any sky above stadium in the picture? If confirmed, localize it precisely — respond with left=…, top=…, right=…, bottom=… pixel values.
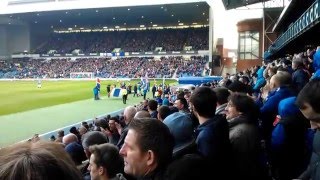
left=213, top=0, right=262, bottom=49
left=214, top=0, right=290, bottom=49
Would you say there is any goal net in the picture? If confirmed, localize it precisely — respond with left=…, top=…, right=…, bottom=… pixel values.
left=70, top=72, right=95, bottom=79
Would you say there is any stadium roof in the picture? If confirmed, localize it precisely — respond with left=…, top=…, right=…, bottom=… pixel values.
left=272, top=0, right=315, bottom=32
left=0, top=2, right=209, bottom=28
left=222, top=0, right=271, bottom=10
left=0, top=0, right=207, bottom=14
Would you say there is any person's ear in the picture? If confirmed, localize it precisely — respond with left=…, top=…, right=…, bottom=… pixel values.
left=99, top=166, right=105, bottom=176
left=146, top=150, right=156, bottom=166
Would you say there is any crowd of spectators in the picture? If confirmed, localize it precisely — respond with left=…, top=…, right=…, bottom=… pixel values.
left=33, top=27, right=209, bottom=54
left=2, top=46, right=320, bottom=179
left=176, top=56, right=208, bottom=77
left=0, top=56, right=208, bottom=79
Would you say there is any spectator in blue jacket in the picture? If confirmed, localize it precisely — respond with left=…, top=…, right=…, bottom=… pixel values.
left=311, top=47, right=320, bottom=79
left=189, top=87, right=230, bottom=179
left=271, top=97, right=310, bottom=180
left=312, top=46, right=320, bottom=72
left=260, top=72, right=295, bottom=146
left=253, top=66, right=266, bottom=93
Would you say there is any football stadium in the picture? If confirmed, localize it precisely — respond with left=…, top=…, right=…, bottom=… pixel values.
left=1, top=0, right=320, bottom=179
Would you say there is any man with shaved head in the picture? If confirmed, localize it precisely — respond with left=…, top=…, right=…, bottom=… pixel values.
left=260, top=72, right=295, bottom=147
left=117, top=106, right=137, bottom=149
left=62, top=133, right=79, bottom=146
left=134, top=110, right=151, bottom=119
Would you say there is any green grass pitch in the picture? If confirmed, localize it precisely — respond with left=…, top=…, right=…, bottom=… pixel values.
left=0, top=79, right=176, bottom=147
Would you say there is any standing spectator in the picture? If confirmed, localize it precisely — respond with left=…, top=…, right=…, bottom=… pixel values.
left=297, top=78, right=320, bottom=179
left=189, top=87, right=230, bottom=179
left=259, top=72, right=294, bottom=147
left=271, top=97, right=310, bottom=180
left=213, top=87, right=230, bottom=116
left=225, top=93, right=264, bottom=179
left=292, top=58, right=309, bottom=93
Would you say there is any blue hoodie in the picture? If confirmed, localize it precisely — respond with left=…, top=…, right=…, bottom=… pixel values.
left=313, top=50, right=320, bottom=71
left=253, top=67, right=266, bottom=92
left=272, top=97, right=299, bottom=148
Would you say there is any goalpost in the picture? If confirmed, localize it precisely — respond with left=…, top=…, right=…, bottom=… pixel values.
left=70, top=72, right=95, bottom=79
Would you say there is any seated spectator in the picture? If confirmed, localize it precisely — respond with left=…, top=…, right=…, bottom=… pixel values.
left=55, top=130, right=64, bottom=143
left=134, top=110, right=151, bottom=119
left=70, top=126, right=81, bottom=141
left=174, top=98, right=189, bottom=114
left=119, top=118, right=174, bottom=179
left=79, top=125, right=88, bottom=137
left=0, top=141, right=82, bottom=180
left=65, top=141, right=87, bottom=166
left=117, top=106, right=137, bottom=149
left=88, top=143, right=125, bottom=180
left=157, top=105, right=172, bottom=121
left=147, top=100, right=158, bottom=118
left=81, top=131, right=109, bottom=180
left=62, top=133, right=79, bottom=145
left=101, top=117, right=120, bottom=146
left=82, top=131, right=109, bottom=159
left=163, top=112, right=196, bottom=159
left=162, top=94, right=170, bottom=106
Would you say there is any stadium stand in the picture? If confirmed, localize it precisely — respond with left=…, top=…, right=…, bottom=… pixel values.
left=34, top=28, right=208, bottom=54
left=0, top=56, right=208, bottom=78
